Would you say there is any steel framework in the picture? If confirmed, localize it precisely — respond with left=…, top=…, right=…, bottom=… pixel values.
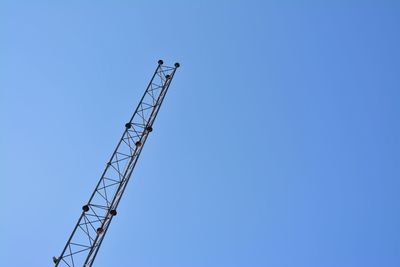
left=54, top=60, right=179, bottom=267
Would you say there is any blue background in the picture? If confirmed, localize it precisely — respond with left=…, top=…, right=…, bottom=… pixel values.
left=1, top=1, right=399, bottom=266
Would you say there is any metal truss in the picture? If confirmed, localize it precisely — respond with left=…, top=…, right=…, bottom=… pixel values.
left=54, top=60, right=179, bottom=267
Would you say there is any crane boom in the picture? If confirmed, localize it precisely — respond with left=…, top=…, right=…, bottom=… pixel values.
left=54, top=60, right=179, bottom=267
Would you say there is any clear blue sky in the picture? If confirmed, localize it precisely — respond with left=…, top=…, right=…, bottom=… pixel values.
left=1, top=1, right=399, bottom=266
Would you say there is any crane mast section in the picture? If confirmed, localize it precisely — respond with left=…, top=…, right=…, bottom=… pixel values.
left=55, top=61, right=179, bottom=267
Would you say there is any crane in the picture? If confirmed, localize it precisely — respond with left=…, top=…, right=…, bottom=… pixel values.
left=54, top=60, right=180, bottom=267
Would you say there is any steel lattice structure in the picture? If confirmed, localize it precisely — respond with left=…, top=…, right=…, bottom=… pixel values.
left=54, top=60, right=179, bottom=267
